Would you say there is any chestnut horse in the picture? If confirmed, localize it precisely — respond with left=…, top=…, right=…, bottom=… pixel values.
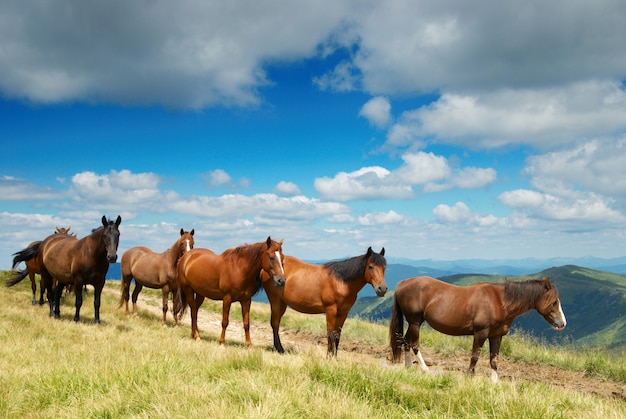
left=262, top=247, right=387, bottom=357
left=389, top=276, right=567, bottom=382
left=176, top=237, right=286, bottom=346
left=119, top=228, right=195, bottom=325
left=7, top=216, right=121, bottom=323
left=12, top=226, right=76, bottom=305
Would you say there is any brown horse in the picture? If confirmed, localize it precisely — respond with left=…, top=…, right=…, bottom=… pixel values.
left=389, top=276, right=567, bottom=382
left=119, top=228, right=195, bottom=325
left=12, top=226, right=76, bottom=305
left=8, top=216, right=122, bottom=323
left=262, top=247, right=387, bottom=357
left=176, top=237, right=286, bottom=346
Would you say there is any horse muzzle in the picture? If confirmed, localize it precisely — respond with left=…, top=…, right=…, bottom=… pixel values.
left=273, top=275, right=286, bottom=287
left=107, top=254, right=118, bottom=263
left=374, top=284, right=388, bottom=297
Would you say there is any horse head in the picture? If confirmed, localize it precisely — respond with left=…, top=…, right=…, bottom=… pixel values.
left=261, top=236, right=286, bottom=287
left=536, top=277, right=567, bottom=331
left=101, top=215, right=122, bottom=263
left=179, top=228, right=195, bottom=257
left=364, top=247, right=387, bottom=297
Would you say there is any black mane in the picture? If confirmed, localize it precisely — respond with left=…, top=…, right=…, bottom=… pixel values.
left=324, top=251, right=386, bottom=283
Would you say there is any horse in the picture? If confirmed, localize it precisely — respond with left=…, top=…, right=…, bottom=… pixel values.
left=7, top=216, right=122, bottom=323
left=12, top=226, right=76, bottom=305
left=119, top=228, right=195, bottom=325
left=262, top=247, right=387, bottom=357
left=176, top=237, right=286, bottom=346
left=389, top=276, right=567, bottom=383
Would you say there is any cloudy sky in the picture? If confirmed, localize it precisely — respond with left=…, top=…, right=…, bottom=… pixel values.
left=2, top=0, right=626, bottom=269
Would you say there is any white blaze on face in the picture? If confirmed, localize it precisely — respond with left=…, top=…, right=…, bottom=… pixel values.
left=557, top=300, right=567, bottom=328
left=275, top=251, right=284, bottom=275
left=184, top=239, right=191, bottom=252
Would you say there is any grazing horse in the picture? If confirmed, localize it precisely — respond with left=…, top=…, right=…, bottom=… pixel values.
left=7, top=216, right=122, bottom=323
left=389, top=276, right=567, bottom=382
left=12, top=226, right=76, bottom=305
left=119, top=228, right=195, bottom=325
left=176, top=237, right=286, bottom=346
left=262, top=247, right=387, bottom=357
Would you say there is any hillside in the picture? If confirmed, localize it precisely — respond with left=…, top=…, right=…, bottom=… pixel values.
left=351, top=265, right=626, bottom=350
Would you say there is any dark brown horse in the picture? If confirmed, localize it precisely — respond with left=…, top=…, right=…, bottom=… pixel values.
left=176, top=237, right=286, bottom=346
left=12, top=226, right=76, bottom=305
left=389, top=276, right=567, bottom=382
left=119, top=228, right=194, bottom=325
left=8, top=216, right=122, bottom=323
left=262, top=247, right=387, bottom=357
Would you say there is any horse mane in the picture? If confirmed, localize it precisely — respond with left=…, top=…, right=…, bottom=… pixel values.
left=324, top=251, right=386, bottom=283
left=503, top=279, right=550, bottom=311
left=222, top=242, right=265, bottom=296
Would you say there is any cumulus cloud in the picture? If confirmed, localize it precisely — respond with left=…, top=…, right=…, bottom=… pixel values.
left=206, top=169, right=234, bottom=188
left=0, top=176, right=65, bottom=201
left=358, top=96, right=391, bottom=128
left=71, top=170, right=162, bottom=209
left=314, top=166, right=413, bottom=201
left=315, top=151, right=496, bottom=201
left=433, top=202, right=500, bottom=227
left=274, top=181, right=301, bottom=196
left=384, top=81, right=626, bottom=151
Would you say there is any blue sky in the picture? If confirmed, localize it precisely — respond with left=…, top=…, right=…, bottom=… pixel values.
left=2, top=1, right=626, bottom=268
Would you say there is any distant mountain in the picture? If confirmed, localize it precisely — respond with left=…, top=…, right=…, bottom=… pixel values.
left=351, top=265, right=626, bottom=350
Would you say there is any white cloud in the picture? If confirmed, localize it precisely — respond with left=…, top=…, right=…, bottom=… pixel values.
left=0, top=176, right=65, bottom=201
left=357, top=210, right=405, bottom=226
left=206, top=169, right=234, bottom=188
left=315, top=151, right=496, bottom=201
left=385, top=81, right=626, bottom=150
left=274, top=181, right=301, bottom=196
left=358, top=96, right=391, bottom=128
left=314, top=166, right=413, bottom=201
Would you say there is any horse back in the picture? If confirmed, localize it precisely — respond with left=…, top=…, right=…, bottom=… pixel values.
left=41, top=234, right=108, bottom=285
left=278, top=256, right=334, bottom=313
left=395, top=276, right=504, bottom=335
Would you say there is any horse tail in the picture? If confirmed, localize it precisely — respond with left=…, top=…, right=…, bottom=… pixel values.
left=174, top=287, right=188, bottom=319
left=389, top=291, right=405, bottom=363
left=11, top=242, right=41, bottom=270
left=7, top=243, right=41, bottom=287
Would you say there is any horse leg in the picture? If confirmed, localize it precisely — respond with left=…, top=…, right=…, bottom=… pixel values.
left=73, top=282, right=84, bottom=322
left=324, top=306, right=339, bottom=358
left=488, top=336, right=502, bottom=383
left=270, top=301, right=288, bottom=353
left=131, top=283, right=143, bottom=317
left=405, top=322, right=429, bottom=371
left=93, top=283, right=103, bottom=324
left=161, top=286, right=169, bottom=326
left=53, top=281, right=63, bottom=319
left=189, top=291, right=204, bottom=341
left=469, top=332, right=488, bottom=375
left=29, top=271, right=37, bottom=305
left=38, top=276, right=46, bottom=305
left=120, top=274, right=131, bottom=315
left=241, top=298, right=252, bottom=347
left=219, top=296, right=233, bottom=346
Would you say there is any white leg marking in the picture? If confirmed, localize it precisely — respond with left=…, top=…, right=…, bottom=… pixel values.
left=416, top=350, right=429, bottom=372
left=491, top=369, right=499, bottom=383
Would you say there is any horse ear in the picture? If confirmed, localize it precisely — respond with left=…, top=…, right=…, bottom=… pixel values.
left=190, top=229, right=194, bottom=236
left=102, top=215, right=107, bottom=226
left=180, top=228, right=184, bottom=236
left=366, top=247, right=372, bottom=257
left=266, top=236, right=272, bottom=247
left=380, top=247, right=385, bottom=256
left=544, top=277, right=552, bottom=289
left=115, top=215, right=122, bottom=226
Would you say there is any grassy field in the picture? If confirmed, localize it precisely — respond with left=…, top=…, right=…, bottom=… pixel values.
left=1, top=273, right=625, bottom=418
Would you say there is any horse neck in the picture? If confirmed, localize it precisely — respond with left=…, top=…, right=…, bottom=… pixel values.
left=503, top=281, right=542, bottom=318
left=82, top=227, right=105, bottom=254
left=325, top=255, right=367, bottom=287
left=165, top=239, right=183, bottom=267
left=226, top=242, right=264, bottom=276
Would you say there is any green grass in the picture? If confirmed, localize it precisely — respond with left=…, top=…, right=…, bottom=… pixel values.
left=1, top=273, right=625, bottom=418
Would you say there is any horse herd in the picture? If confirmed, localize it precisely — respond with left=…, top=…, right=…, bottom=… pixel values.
left=7, top=215, right=567, bottom=382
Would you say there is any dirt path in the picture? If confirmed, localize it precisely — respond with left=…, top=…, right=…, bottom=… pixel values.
left=117, top=290, right=625, bottom=402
